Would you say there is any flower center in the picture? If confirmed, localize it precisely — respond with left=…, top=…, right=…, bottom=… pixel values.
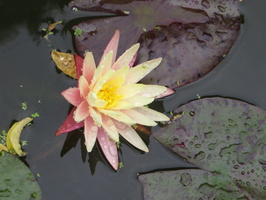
left=97, top=81, right=123, bottom=108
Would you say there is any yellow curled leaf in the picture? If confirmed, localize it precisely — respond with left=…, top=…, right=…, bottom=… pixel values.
left=0, top=144, right=8, bottom=152
left=6, top=117, right=33, bottom=156
left=51, top=51, right=77, bottom=79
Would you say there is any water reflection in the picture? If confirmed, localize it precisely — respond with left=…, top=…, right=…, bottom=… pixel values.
left=0, top=0, right=68, bottom=45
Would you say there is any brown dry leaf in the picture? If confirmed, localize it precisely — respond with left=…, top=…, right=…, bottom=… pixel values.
left=43, top=20, right=63, bottom=41
left=51, top=50, right=78, bottom=79
left=47, top=21, right=62, bottom=32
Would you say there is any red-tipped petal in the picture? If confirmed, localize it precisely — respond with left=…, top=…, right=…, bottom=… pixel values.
left=129, top=51, right=137, bottom=68
left=133, top=124, right=152, bottom=135
left=74, top=53, right=84, bottom=79
left=97, top=127, right=119, bottom=170
left=156, top=87, right=175, bottom=99
left=56, top=107, right=84, bottom=136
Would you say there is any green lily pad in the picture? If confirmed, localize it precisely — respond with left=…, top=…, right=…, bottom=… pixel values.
left=0, top=153, right=42, bottom=200
left=138, top=169, right=249, bottom=200
left=143, top=97, right=266, bottom=199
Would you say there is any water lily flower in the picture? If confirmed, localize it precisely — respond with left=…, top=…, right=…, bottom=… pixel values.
left=56, top=30, right=174, bottom=170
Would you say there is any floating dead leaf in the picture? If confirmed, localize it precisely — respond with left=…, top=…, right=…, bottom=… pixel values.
left=43, top=20, right=63, bottom=41
left=48, top=21, right=62, bottom=32
left=0, top=143, right=8, bottom=152
left=51, top=50, right=78, bottom=79
left=6, top=117, right=33, bottom=156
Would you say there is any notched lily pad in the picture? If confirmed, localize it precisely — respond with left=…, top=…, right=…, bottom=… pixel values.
left=138, top=169, right=248, bottom=200
left=153, top=97, right=266, bottom=199
left=69, top=0, right=241, bottom=88
left=0, top=153, right=42, bottom=200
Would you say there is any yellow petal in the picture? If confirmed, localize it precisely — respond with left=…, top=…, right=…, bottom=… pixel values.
left=92, top=69, right=115, bottom=94
left=87, top=92, right=107, bottom=108
left=137, top=85, right=166, bottom=98
left=99, top=51, right=113, bottom=75
left=6, top=117, right=33, bottom=156
left=119, top=95, right=154, bottom=107
left=113, top=120, right=149, bottom=152
left=102, top=115, right=119, bottom=142
left=133, top=107, right=170, bottom=121
left=121, top=109, right=157, bottom=126
left=112, top=43, right=140, bottom=70
left=115, top=84, right=146, bottom=98
left=108, top=65, right=129, bottom=83
left=99, top=109, right=135, bottom=125
left=125, top=58, right=162, bottom=84
left=89, top=107, right=102, bottom=126
left=107, top=101, right=135, bottom=110
left=89, top=63, right=104, bottom=90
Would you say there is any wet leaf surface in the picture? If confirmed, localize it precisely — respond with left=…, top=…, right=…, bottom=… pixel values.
left=0, top=153, right=42, bottom=200
left=51, top=50, right=78, bottom=79
left=69, top=0, right=241, bottom=88
left=149, top=97, right=266, bottom=199
left=139, top=169, right=248, bottom=200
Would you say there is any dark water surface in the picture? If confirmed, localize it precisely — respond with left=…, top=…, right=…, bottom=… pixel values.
left=0, top=0, right=266, bottom=199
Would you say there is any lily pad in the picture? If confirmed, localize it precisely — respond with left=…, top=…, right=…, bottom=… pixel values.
left=152, top=97, right=266, bottom=199
left=69, top=0, right=241, bottom=88
left=0, top=153, right=42, bottom=200
left=138, top=169, right=248, bottom=200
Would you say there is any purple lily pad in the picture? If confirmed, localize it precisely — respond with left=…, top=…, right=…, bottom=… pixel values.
left=69, top=0, right=241, bottom=88
left=153, top=97, right=266, bottom=199
left=138, top=169, right=248, bottom=200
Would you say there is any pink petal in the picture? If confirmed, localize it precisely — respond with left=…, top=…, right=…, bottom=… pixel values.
left=74, top=54, right=83, bottom=79
left=56, top=107, right=84, bottom=136
left=101, top=114, right=119, bottom=142
left=113, top=120, right=148, bottom=152
left=74, top=101, right=90, bottom=122
left=97, top=127, right=119, bottom=170
left=61, top=87, right=82, bottom=106
left=156, top=87, right=175, bottom=99
left=79, top=76, right=90, bottom=98
left=129, top=51, right=137, bottom=68
left=84, top=116, right=98, bottom=152
left=102, top=29, right=120, bottom=65
left=112, top=43, right=140, bottom=70
left=83, top=52, right=96, bottom=84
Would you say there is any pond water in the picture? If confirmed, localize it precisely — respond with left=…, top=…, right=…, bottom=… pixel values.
left=0, top=0, right=266, bottom=199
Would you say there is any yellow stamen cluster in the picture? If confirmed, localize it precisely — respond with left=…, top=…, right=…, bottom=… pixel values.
left=97, top=81, right=124, bottom=108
